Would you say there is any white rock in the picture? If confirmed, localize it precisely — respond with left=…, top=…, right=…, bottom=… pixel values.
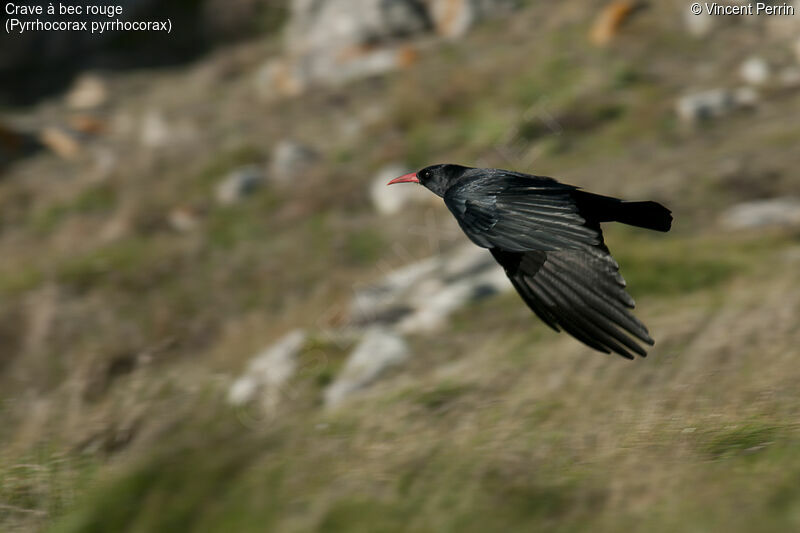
left=276, top=0, right=516, bottom=92
left=684, top=9, right=713, bottom=38
left=370, top=164, right=431, bottom=215
left=227, top=330, right=307, bottom=408
left=65, top=74, right=108, bottom=110
left=351, top=257, right=440, bottom=324
left=739, top=57, right=769, bottom=86
left=675, top=89, right=732, bottom=123
left=140, top=111, right=170, bottom=148
left=350, top=243, right=511, bottom=332
left=286, top=0, right=429, bottom=57
left=675, top=87, right=757, bottom=124
left=324, top=327, right=409, bottom=407
left=215, top=165, right=264, bottom=205
left=397, top=245, right=508, bottom=333
left=269, top=140, right=319, bottom=183
left=720, top=198, right=800, bottom=230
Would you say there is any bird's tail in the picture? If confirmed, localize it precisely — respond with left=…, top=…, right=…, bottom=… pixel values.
left=572, top=191, right=673, bottom=232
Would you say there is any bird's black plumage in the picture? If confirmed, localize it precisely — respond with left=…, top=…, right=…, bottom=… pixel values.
left=389, top=164, right=673, bottom=359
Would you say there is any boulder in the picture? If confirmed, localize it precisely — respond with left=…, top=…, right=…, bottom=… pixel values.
left=269, top=140, right=319, bottom=183
left=285, top=0, right=430, bottom=58
left=396, top=244, right=509, bottom=332
left=675, top=87, right=757, bottom=124
left=739, top=57, right=769, bottom=86
left=720, top=198, right=800, bottom=230
left=350, top=243, right=510, bottom=332
left=227, top=330, right=307, bottom=408
left=139, top=111, right=171, bottom=148
left=65, top=74, right=108, bottom=110
left=215, top=165, right=264, bottom=205
left=264, top=0, right=517, bottom=94
left=324, top=327, right=409, bottom=407
left=684, top=7, right=713, bottom=38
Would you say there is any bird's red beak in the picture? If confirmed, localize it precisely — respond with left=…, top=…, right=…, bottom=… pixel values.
left=387, top=172, right=419, bottom=185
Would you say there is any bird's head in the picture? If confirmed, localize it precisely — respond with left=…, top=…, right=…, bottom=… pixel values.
left=387, top=164, right=471, bottom=197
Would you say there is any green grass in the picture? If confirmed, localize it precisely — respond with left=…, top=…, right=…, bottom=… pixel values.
left=53, top=237, right=169, bottom=293
left=0, top=446, right=100, bottom=528
left=3, top=2, right=800, bottom=533
left=701, top=423, right=783, bottom=460
left=344, top=229, right=386, bottom=266
left=415, top=382, right=472, bottom=412
left=30, top=183, right=117, bottom=235
left=0, top=267, right=45, bottom=297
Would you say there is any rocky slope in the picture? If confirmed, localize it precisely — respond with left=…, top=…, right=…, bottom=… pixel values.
left=1, top=1, right=800, bottom=531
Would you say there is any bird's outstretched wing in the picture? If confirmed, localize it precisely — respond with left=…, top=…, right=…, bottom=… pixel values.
left=490, top=247, right=653, bottom=359
left=443, top=170, right=653, bottom=359
left=443, top=173, right=600, bottom=252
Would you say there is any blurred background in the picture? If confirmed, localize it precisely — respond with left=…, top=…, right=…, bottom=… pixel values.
left=1, top=1, right=800, bottom=531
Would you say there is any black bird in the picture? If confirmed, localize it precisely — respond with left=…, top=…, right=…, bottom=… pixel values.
left=388, top=164, right=672, bottom=359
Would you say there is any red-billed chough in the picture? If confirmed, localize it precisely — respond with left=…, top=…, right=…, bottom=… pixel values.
left=387, top=164, right=672, bottom=359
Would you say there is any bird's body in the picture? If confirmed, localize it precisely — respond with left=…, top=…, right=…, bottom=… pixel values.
left=388, top=164, right=672, bottom=359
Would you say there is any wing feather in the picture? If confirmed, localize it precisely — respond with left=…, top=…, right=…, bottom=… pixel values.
left=491, top=248, right=653, bottom=359
left=444, top=174, right=600, bottom=252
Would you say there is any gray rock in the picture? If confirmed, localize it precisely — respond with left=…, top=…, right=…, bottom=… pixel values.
left=675, top=87, right=757, bottom=124
left=215, top=165, right=264, bottom=205
left=271, top=0, right=517, bottom=93
left=286, top=0, right=430, bottom=57
left=684, top=8, right=713, bottom=38
left=269, top=140, right=319, bottom=183
left=370, top=164, right=432, bottom=215
left=684, top=4, right=717, bottom=38
left=65, top=74, right=108, bottom=110
left=350, top=243, right=510, bottom=332
left=739, top=57, right=769, bottom=86
left=397, top=244, right=509, bottom=333
left=227, top=330, right=307, bottom=408
left=324, top=327, right=409, bottom=407
left=720, top=198, right=800, bottom=229
left=279, top=0, right=429, bottom=90
left=675, top=89, right=732, bottom=123
left=139, top=111, right=171, bottom=148
left=351, top=257, right=440, bottom=324
left=39, top=126, right=81, bottom=160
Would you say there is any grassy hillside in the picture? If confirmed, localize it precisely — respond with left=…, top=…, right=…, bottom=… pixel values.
left=2, top=1, right=800, bottom=531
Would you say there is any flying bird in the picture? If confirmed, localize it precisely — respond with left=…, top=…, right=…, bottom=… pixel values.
left=388, top=164, right=672, bottom=359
